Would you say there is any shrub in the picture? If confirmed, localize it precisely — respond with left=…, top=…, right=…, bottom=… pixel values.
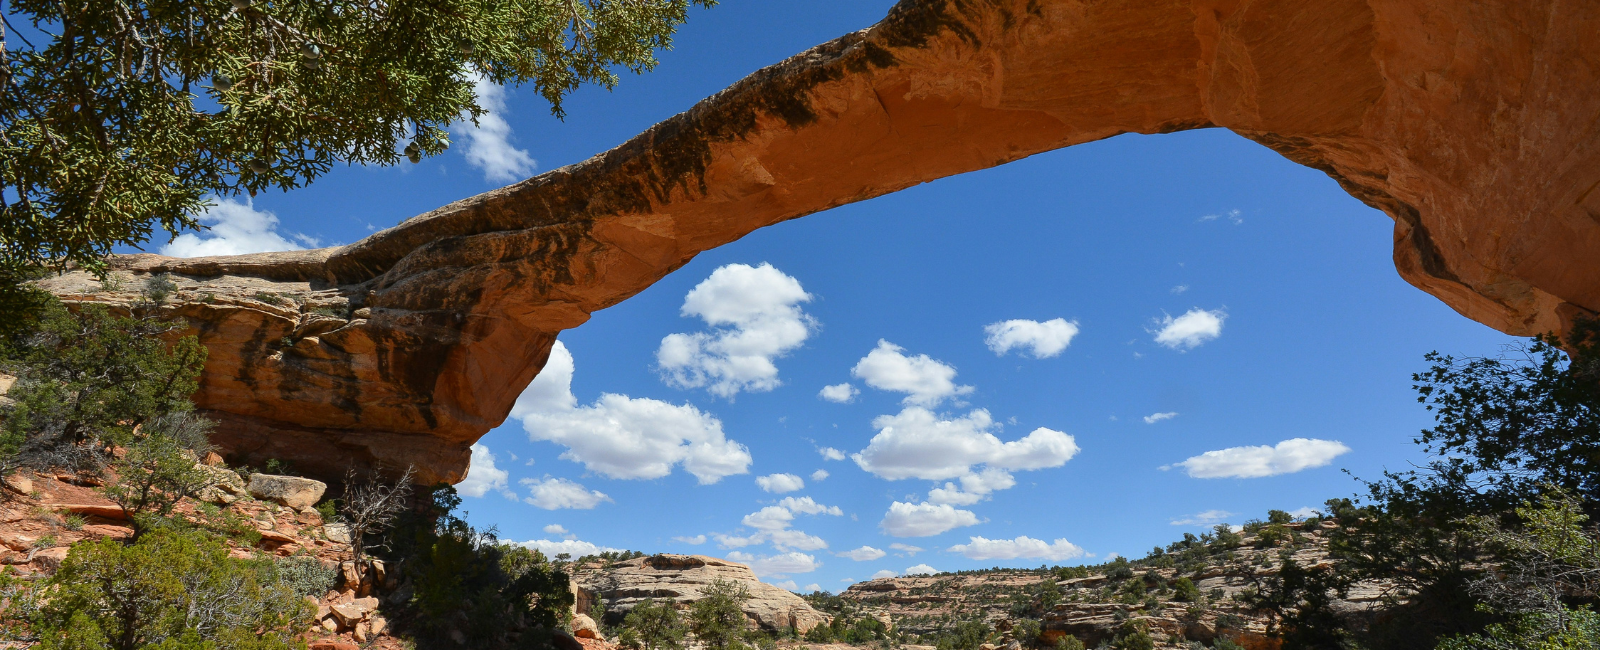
left=1267, top=509, right=1294, bottom=525
left=624, top=598, right=687, bottom=650
left=23, top=528, right=312, bottom=650
left=1171, top=577, right=1201, bottom=603
left=1055, top=635, right=1085, bottom=650
left=691, top=579, right=752, bottom=650
left=101, top=411, right=218, bottom=532
left=0, top=299, right=206, bottom=478
left=380, top=484, right=576, bottom=647
left=275, top=555, right=338, bottom=598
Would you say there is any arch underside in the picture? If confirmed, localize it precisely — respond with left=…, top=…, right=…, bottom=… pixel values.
left=39, top=0, right=1600, bottom=482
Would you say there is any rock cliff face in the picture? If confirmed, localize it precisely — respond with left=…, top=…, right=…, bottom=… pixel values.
left=571, top=554, right=828, bottom=633
left=37, top=0, right=1600, bottom=481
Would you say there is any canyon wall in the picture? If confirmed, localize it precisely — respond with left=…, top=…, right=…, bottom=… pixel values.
left=38, top=0, right=1600, bottom=482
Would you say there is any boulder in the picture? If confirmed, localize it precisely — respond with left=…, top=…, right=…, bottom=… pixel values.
left=196, top=465, right=247, bottom=504
left=573, top=554, right=827, bottom=633
left=246, top=474, right=326, bottom=508
left=572, top=613, right=603, bottom=639
left=2, top=473, right=31, bottom=495
left=34, top=0, right=1600, bottom=482
left=323, top=523, right=351, bottom=544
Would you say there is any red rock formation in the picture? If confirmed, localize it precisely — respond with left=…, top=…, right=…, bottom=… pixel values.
left=38, top=0, right=1600, bottom=482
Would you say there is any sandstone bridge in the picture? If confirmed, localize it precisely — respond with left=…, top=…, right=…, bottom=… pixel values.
left=39, top=0, right=1600, bottom=483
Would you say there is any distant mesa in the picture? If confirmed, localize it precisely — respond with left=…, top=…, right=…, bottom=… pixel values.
left=39, top=0, right=1600, bottom=482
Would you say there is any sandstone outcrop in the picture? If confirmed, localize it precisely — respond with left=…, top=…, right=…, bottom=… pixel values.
left=572, top=554, right=827, bottom=633
left=36, top=0, right=1600, bottom=481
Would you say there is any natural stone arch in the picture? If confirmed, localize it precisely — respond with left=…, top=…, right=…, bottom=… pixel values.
left=40, top=0, right=1600, bottom=482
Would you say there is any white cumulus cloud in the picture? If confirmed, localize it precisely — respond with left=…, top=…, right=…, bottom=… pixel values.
left=1152, top=309, right=1226, bottom=350
left=838, top=546, right=887, bottom=561
left=810, top=469, right=830, bottom=481
left=946, top=536, right=1087, bottom=561
left=889, top=543, right=923, bottom=556
left=1143, top=412, right=1178, bottom=424
left=819, top=383, right=859, bottom=403
left=1169, top=509, right=1234, bottom=526
left=726, top=551, right=820, bottom=578
left=880, top=501, right=980, bottom=538
left=1288, top=506, right=1321, bottom=520
left=984, top=318, right=1080, bottom=358
left=904, top=564, right=938, bottom=576
left=511, top=538, right=621, bottom=558
left=1165, top=438, right=1351, bottom=478
left=871, top=569, right=898, bottom=579
left=520, top=477, right=611, bottom=510
left=819, top=447, right=846, bottom=461
left=543, top=524, right=571, bottom=536
left=452, top=73, right=537, bottom=183
left=673, top=535, right=708, bottom=545
left=458, top=444, right=513, bottom=498
left=851, top=341, right=973, bottom=407
left=852, top=408, right=1078, bottom=505
left=657, top=263, right=815, bottom=398
left=716, top=497, right=841, bottom=552
left=161, top=198, right=314, bottom=257
left=512, top=341, right=752, bottom=484
left=756, top=473, right=806, bottom=494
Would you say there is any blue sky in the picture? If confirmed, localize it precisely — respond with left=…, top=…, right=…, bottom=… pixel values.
left=143, top=2, right=1519, bottom=592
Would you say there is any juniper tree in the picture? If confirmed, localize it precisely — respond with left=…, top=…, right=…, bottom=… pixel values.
left=0, top=0, right=716, bottom=280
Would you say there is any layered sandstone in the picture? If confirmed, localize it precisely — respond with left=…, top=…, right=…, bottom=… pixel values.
left=571, top=554, right=827, bottom=632
left=36, top=0, right=1600, bottom=481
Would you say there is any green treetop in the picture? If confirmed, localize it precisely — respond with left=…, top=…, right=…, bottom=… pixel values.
left=0, top=0, right=714, bottom=279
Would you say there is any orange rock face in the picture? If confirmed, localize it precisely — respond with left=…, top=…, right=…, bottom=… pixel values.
left=39, top=0, right=1600, bottom=482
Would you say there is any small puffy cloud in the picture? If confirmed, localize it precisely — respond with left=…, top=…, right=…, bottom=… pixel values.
left=726, top=551, right=820, bottom=578
left=838, top=546, right=887, bottom=561
left=674, top=535, right=708, bottom=545
left=458, top=444, right=513, bottom=498
left=984, top=319, right=1080, bottom=359
left=511, top=538, right=621, bottom=558
left=520, top=477, right=611, bottom=510
left=819, top=383, right=860, bottom=403
left=543, top=524, right=570, bottom=536
left=513, top=341, right=752, bottom=484
left=756, top=473, right=806, bottom=494
left=851, top=341, right=973, bottom=407
left=946, top=536, right=1087, bottom=561
left=717, top=497, right=840, bottom=552
left=870, top=569, right=898, bottom=579
left=819, top=447, right=846, bottom=461
left=1143, top=412, right=1178, bottom=424
left=880, top=501, right=981, bottom=538
left=452, top=73, right=537, bottom=183
left=1171, top=285, right=1189, bottom=294
left=904, top=564, right=938, bottom=576
left=1153, top=309, right=1226, bottom=350
left=778, top=497, right=843, bottom=517
left=1288, top=506, right=1321, bottom=520
left=889, top=543, right=923, bottom=556
left=1165, top=438, right=1352, bottom=478
left=852, top=408, right=1078, bottom=503
left=161, top=198, right=312, bottom=257
left=1170, top=510, right=1234, bottom=526
left=657, top=263, right=815, bottom=398
left=810, top=469, right=830, bottom=481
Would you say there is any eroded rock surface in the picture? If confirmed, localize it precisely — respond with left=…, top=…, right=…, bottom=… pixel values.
left=37, top=0, right=1600, bottom=481
left=572, top=554, right=827, bottom=632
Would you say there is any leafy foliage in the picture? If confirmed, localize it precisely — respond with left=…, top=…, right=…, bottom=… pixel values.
left=622, top=598, right=687, bottom=650
left=11, top=528, right=312, bottom=650
left=380, top=484, right=576, bottom=647
left=0, top=299, right=206, bottom=478
left=102, top=412, right=218, bottom=532
left=1, top=0, right=717, bottom=278
left=690, top=578, right=751, bottom=650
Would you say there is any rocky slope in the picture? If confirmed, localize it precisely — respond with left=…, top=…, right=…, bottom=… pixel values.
left=0, top=466, right=409, bottom=650
left=37, top=0, right=1600, bottom=481
left=572, top=554, right=828, bottom=633
left=838, top=520, right=1382, bottom=649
